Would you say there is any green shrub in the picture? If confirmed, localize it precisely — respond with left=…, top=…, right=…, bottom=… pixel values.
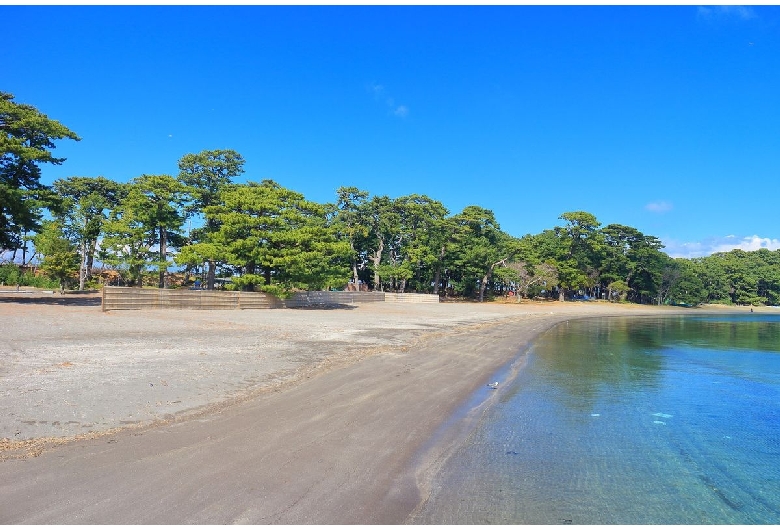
left=0, top=264, right=59, bottom=289
left=258, top=284, right=291, bottom=299
left=0, top=264, right=20, bottom=285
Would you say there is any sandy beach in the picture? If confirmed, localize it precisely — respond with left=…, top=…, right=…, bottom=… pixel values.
left=0, top=292, right=733, bottom=523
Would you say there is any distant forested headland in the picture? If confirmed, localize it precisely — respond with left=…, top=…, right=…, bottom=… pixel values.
left=3, top=92, right=779, bottom=305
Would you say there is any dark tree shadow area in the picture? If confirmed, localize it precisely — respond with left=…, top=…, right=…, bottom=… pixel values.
left=0, top=295, right=360, bottom=310
left=290, top=304, right=357, bottom=311
left=0, top=295, right=102, bottom=307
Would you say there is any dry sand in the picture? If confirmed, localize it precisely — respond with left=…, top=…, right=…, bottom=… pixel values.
left=0, top=291, right=742, bottom=523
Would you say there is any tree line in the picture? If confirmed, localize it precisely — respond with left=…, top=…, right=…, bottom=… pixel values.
left=3, top=92, right=779, bottom=305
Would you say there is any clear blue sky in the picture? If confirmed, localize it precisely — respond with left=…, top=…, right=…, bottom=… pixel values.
left=5, top=5, right=779, bottom=258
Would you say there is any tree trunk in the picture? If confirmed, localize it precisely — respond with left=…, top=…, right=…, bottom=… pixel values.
left=371, top=239, right=384, bottom=291
left=479, top=272, right=490, bottom=302
left=480, top=258, right=508, bottom=302
left=245, top=263, right=257, bottom=292
left=158, top=226, right=167, bottom=289
left=78, top=241, right=87, bottom=291
left=352, top=259, right=359, bottom=286
left=433, top=245, right=446, bottom=294
left=350, top=241, right=359, bottom=285
left=204, top=216, right=218, bottom=290
left=206, top=260, right=216, bottom=290
left=86, top=239, right=97, bottom=281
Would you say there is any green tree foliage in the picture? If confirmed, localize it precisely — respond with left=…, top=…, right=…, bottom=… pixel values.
left=136, top=174, right=187, bottom=288
left=552, top=211, right=603, bottom=301
left=693, top=248, right=780, bottom=306
left=665, top=258, right=706, bottom=306
left=505, top=254, right=559, bottom=300
left=527, top=214, right=679, bottom=305
left=361, top=195, right=398, bottom=291
left=529, top=229, right=569, bottom=300
left=392, top=194, right=450, bottom=293
left=447, top=206, right=520, bottom=302
left=1, top=92, right=80, bottom=250
left=178, top=149, right=245, bottom=289
left=100, top=203, right=151, bottom=287
left=606, top=279, right=630, bottom=302
left=178, top=149, right=245, bottom=214
left=0, top=263, right=58, bottom=289
left=193, top=180, right=351, bottom=294
left=33, top=220, right=80, bottom=293
left=333, top=186, right=371, bottom=287
left=52, top=176, right=124, bottom=289
left=100, top=175, right=186, bottom=287
left=601, top=223, right=669, bottom=304
left=754, top=249, right=780, bottom=306
left=333, top=189, right=450, bottom=293
left=8, top=124, right=778, bottom=306
left=722, top=251, right=763, bottom=306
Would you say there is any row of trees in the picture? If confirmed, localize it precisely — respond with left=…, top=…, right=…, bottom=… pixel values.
left=519, top=212, right=780, bottom=306
left=26, top=156, right=519, bottom=300
left=3, top=92, right=779, bottom=305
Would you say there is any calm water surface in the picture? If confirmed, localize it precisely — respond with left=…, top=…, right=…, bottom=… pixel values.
left=412, top=313, right=780, bottom=524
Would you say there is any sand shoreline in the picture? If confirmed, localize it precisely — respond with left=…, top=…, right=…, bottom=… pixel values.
left=0, top=296, right=753, bottom=523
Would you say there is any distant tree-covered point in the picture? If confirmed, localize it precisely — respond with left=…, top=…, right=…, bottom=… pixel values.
left=2, top=94, right=778, bottom=305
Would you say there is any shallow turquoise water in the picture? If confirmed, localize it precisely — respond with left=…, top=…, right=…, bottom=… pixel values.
left=412, top=314, right=780, bottom=524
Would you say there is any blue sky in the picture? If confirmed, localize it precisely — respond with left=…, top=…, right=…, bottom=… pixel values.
left=4, top=5, right=779, bottom=258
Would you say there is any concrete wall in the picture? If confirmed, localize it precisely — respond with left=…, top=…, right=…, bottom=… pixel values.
left=281, top=291, right=385, bottom=308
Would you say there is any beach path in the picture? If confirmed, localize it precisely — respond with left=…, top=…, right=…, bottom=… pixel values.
left=0, top=298, right=696, bottom=523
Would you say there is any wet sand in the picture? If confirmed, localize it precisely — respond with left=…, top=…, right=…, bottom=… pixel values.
left=0, top=293, right=723, bottom=523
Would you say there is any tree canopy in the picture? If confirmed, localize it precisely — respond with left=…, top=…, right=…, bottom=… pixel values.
left=18, top=166, right=780, bottom=305
left=1, top=92, right=80, bottom=250
left=5, top=96, right=778, bottom=305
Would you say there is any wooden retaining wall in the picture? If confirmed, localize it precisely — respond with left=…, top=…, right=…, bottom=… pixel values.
left=101, top=287, right=280, bottom=311
left=101, top=287, right=431, bottom=311
left=383, top=292, right=440, bottom=304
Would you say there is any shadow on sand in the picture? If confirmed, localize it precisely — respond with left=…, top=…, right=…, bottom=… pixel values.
left=289, top=304, right=358, bottom=311
left=0, top=294, right=361, bottom=310
left=0, top=294, right=102, bottom=307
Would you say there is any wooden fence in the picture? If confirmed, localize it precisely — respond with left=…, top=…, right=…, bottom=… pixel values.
left=101, top=287, right=434, bottom=311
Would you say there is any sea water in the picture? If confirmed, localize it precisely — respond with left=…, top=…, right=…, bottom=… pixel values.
left=411, top=313, right=780, bottom=524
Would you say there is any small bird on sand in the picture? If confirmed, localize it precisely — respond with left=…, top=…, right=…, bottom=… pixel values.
left=487, top=382, right=499, bottom=389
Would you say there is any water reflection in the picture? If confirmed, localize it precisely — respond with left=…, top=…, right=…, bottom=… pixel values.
left=532, top=318, right=666, bottom=407
left=679, top=315, right=780, bottom=352
left=534, top=315, right=780, bottom=403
